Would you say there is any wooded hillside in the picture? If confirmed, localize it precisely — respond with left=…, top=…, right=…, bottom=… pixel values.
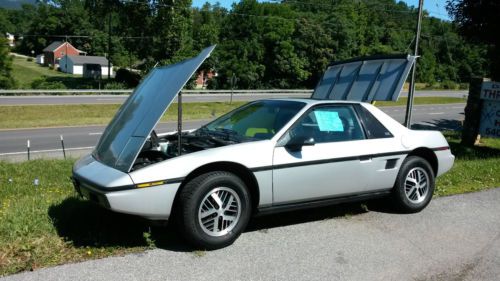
left=0, top=0, right=490, bottom=89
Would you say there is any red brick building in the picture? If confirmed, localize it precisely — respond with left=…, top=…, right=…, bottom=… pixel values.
left=43, top=41, right=84, bottom=67
left=195, top=70, right=216, bottom=89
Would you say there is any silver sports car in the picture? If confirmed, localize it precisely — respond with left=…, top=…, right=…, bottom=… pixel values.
left=72, top=46, right=455, bottom=249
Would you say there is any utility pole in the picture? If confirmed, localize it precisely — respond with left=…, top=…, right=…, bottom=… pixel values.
left=107, top=12, right=112, bottom=79
left=177, top=91, right=183, bottom=156
left=404, top=0, right=424, bottom=128
left=64, top=35, right=68, bottom=72
left=230, top=73, right=237, bottom=104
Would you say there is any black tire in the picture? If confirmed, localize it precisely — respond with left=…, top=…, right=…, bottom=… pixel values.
left=393, top=156, right=435, bottom=213
left=178, top=171, right=251, bottom=249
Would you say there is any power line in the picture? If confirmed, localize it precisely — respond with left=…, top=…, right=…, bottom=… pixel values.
left=18, top=34, right=154, bottom=40
left=20, top=34, right=92, bottom=38
left=120, top=0, right=417, bottom=32
left=428, top=10, right=449, bottom=18
left=15, top=0, right=423, bottom=57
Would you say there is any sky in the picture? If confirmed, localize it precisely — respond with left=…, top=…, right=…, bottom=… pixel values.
left=402, top=0, right=450, bottom=19
left=191, top=0, right=451, bottom=20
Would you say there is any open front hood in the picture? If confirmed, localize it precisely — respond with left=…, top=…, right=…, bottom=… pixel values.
left=93, top=45, right=216, bottom=172
left=311, top=54, right=416, bottom=102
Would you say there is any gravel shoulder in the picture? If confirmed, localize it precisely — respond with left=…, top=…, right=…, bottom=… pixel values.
left=3, top=188, right=499, bottom=281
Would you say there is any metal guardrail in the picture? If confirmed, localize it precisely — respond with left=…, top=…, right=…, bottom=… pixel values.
left=0, top=89, right=314, bottom=95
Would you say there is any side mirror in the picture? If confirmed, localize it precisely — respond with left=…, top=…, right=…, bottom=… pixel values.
left=285, top=135, right=315, bottom=151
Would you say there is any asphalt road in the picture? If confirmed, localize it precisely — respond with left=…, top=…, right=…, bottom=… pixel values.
left=0, top=103, right=465, bottom=160
left=0, top=90, right=468, bottom=105
left=2, top=188, right=499, bottom=281
left=0, top=120, right=207, bottom=161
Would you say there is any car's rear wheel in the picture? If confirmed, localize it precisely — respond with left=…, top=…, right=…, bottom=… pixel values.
left=393, top=156, right=435, bottom=213
left=178, top=171, right=251, bottom=249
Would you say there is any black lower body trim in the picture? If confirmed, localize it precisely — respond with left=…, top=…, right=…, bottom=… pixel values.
left=256, top=189, right=392, bottom=216
left=250, top=151, right=410, bottom=172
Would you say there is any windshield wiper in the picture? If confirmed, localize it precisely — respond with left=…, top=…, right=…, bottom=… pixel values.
left=196, top=126, right=241, bottom=143
left=214, top=128, right=238, bottom=135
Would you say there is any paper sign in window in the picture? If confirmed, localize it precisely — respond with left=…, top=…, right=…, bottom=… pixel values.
left=314, top=110, right=344, bottom=132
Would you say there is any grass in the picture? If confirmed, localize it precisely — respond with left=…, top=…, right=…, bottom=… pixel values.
left=0, top=133, right=498, bottom=276
left=435, top=132, right=500, bottom=196
left=10, top=56, right=113, bottom=89
left=402, top=82, right=469, bottom=91
left=374, top=96, right=466, bottom=107
left=0, top=102, right=246, bottom=129
left=0, top=159, right=153, bottom=276
left=0, top=97, right=465, bottom=130
left=10, top=57, right=73, bottom=89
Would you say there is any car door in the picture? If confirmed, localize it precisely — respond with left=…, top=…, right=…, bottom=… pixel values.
left=272, top=104, right=371, bottom=204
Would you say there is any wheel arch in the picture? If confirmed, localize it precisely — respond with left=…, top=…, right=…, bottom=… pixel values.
left=172, top=161, right=260, bottom=216
left=406, top=147, right=438, bottom=176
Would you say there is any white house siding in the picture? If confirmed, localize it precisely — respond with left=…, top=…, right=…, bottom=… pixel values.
left=36, top=54, right=44, bottom=65
left=6, top=33, right=14, bottom=47
left=59, top=55, right=113, bottom=77
left=73, top=65, right=83, bottom=75
left=101, top=67, right=113, bottom=77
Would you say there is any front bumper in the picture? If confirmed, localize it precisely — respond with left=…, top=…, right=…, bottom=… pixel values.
left=72, top=175, right=111, bottom=208
left=72, top=154, right=181, bottom=220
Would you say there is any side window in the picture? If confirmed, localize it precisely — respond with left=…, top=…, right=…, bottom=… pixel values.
left=289, top=105, right=365, bottom=143
left=355, top=105, right=393, bottom=139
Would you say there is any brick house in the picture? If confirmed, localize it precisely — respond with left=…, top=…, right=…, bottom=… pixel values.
left=195, top=70, right=216, bottom=89
left=42, top=41, right=84, bottom=67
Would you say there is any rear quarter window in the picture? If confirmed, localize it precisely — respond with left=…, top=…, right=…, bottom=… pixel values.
left=355, top=105, right=393, bottom=139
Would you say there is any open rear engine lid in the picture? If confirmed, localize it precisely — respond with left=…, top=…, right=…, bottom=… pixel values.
left=311, top=54, right=416, bottom=102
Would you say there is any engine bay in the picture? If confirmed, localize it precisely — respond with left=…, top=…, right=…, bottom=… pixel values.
left=131, top=129, right=237, bottom=171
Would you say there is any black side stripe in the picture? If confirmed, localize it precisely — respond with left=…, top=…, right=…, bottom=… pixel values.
left=432, top=146, right=450, bottom=151
left=250, top=150, right=411, bottom=172
left=166, top=177, right=185, bottom=184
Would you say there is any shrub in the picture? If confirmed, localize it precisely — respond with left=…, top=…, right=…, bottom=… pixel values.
left=441, top=80, right=458, bottom=90
left=115, top=68, right=141, bottom=88
left=31, top=78, right=67, bottom=89
left=104, top=82, right=127, bottom=90
left=459, top=83, right=469, bottom=90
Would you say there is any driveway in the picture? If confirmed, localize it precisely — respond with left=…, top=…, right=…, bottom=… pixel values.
left=3, top=188, right=499, bottom=281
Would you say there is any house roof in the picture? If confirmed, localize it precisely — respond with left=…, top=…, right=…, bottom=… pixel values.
left=43, top=41, right=64, bottom=52
left=43, top=41, right=86, bottom=54
left=67, top=55, right=110, bottom=66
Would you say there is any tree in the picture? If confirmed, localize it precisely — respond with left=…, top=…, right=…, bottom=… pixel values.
left=447, top=0, right=500, bottom=80
left=0, top=8, right=14, bottom=35
left=0, top=38, right=16, bottom=89
left=2, top=0, right=490, bottom=89
left=152, top=0, right=194, bottom=64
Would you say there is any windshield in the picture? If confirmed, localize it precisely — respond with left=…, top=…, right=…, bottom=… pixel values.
left=199, top=100, right=306, bottom=141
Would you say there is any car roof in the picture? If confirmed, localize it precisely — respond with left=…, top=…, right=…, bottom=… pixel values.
left=258, top=98, right=368, bottom=106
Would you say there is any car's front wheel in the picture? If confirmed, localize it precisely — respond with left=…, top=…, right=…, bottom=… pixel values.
left=178, top=171, right=251, bottom=249
left=393, top=156, right=435, bottom=213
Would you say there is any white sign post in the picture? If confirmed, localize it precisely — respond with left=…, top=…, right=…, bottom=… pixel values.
left=479, top=81, right=500, bottom=138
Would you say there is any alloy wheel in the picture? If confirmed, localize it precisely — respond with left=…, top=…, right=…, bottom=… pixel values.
left=404, top=167, right=430, bottom=204
left=198, top=187, right=242, bottom=237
